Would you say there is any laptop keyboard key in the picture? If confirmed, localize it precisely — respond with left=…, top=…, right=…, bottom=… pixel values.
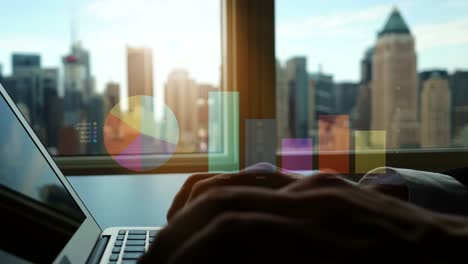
left=119, top=230, right=126, bottom=235
left=127, top=235, right=146, bottom=240
left=128, top=230, right=147, bottom=235
left=123, top=252, right=143, bottom=260
left=124, top=246, right=145, bottom=252
left=149, top=230, right=158, bottom=237
left=116, top=235, right=125, bottom=240
left=114, top=241, right=123, bottom=246
left=109, top=254, right=119, bottom=261
left=125, top=240, right=145, bottom=246
left=121, top=261, right=137, bottom=264
left=112, top=247, right=121, bottom=254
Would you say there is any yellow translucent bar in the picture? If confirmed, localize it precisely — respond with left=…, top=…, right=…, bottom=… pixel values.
left=355, top=131, right=386, bottom=174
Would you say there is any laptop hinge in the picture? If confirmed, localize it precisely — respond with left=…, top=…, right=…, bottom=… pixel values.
left=87, top=235, right=110, bottom=264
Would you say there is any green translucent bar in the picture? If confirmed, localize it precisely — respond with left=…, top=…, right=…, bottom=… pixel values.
left=208, top=92, right=239, bottom=172
left=355, top=130, right=386, bottom=174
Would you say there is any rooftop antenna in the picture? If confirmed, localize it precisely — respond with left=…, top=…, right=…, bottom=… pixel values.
left=69, top=0, right=78, bottom=47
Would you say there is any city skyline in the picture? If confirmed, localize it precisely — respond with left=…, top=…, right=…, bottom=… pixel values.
left=1, top=1, right=468, bottom=158
left=276, top=0, right=468, bottom=79
left=1, top=1, right=467, bottom=97
left=0, top=0, right=221, bottom=99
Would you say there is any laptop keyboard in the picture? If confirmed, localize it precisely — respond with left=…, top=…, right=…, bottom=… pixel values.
left=108, top=229, right=158, bottom=264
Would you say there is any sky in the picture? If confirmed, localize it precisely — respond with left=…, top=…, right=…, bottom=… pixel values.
left=0, top=0, right=221, bottom=99
left=276, top=0, right=468, bottom=80
left=0, top=0, right=467, bottom=98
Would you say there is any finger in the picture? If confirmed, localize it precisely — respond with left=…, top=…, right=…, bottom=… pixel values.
left=145, top=188, right=297, bottom=264
left=160, top=185, right=420, bottom=264
left=169, top=167, right=300, bottom=220
left=361, top=184, right=408, bottom=201
left=281, top=172, right=353, bottom=193
left=153, top=183, right=440, bottom=264
left=167, top=163, right=284, bottom=220
left=185, top=170, right=299, bottom=206
left=167, top=172, right=218, bottom=220
left=146, top=186, right=364, bottom=264
left=166, top=212, right=319, bottom=264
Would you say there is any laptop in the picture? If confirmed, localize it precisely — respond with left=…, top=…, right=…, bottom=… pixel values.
left=0, top=83, right=161, bottom=264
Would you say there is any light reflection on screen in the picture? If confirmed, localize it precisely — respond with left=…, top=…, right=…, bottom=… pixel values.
left=0, top=94, right=84, bottom=220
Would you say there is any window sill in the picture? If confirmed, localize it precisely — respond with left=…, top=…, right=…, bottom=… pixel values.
left=56, top=148, right=468, bottom=176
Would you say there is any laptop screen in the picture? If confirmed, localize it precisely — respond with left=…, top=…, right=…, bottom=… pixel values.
left=0, top=93, right=86, bottom=263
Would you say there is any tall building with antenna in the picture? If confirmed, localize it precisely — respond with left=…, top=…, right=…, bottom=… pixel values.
left=62, top=12, right=94, bottom=125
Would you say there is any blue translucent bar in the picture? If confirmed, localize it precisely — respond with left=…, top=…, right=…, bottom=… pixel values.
left=245, top=119, right=277, bottom=168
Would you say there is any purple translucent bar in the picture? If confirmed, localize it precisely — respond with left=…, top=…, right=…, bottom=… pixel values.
left=281, top=138, right=313, bottom=171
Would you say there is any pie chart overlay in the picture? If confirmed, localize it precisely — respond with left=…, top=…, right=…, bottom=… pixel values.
left=103, top=96, right=179, bottom=171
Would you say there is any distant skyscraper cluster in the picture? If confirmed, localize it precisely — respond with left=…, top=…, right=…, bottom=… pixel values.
left=277, top=7, right=468, bottom=149
left=0, top=38, right=219, bottom=156
left=1, top=40, right=108, bottom=155
left=164, top=69, right=218, bottom=152
left=1, top=6, right=467, bottom=159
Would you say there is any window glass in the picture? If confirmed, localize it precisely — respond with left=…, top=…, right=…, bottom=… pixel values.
left=275, top=0, right=468, bottom=152
left=0, top=0, right=221, bottom=160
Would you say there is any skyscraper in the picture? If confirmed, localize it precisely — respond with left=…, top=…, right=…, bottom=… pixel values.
left=41, top=68, right=61, bottom=148
left=2, top=76, right=35, bottom=123
left=103, top=82, right=121, bottom=143
left=419, top=69, right=448, bottom=94
left=12, top=53, right=41, bottom=75
left=421, top=72, right=451, bottom=147
left=165, top=69, right=198, bottom=152
left=371, top=8, right=419, bottom=148
left=333, top=82, right=359, bottom=115
left=86, top=95, right=105, bottom=154
left=310, top=69, right=334, bottom=117
left=127, top=47, right=154, bottom=101
left=450, top=71, right=468, bottom=139
left=63, top=54, right=87, bottom=126
left=286, top=57, right=309, bottom=138
left=71, top=42, right=94, bottom=102
left=41, top=68, right=59, bottom=93
left=276, top=61, right=289, bottom=141
left=353, top=47, right=374, bottom=130
left=361, top=47, right=374, bottom=84
left=197, top=84, right=218, bottom=152
left=7, top=53, right=43, bottom=134
left=308, top=76, right=316, bottom=140
left=104, top=82, right=121, bottom=114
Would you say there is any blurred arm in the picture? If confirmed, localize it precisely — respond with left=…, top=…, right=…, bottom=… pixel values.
left=359, top=167, right=468, bottom=216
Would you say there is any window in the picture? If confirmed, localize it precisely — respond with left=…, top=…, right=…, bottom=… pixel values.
left=2, top=0, right=467, bottom=175
left=275, top=0, right=468, bottom=173
left=0, top=0, right=222, bottom=173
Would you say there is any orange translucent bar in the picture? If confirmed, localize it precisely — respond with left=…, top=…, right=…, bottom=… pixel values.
left=318, top=115, right=350, bottom=173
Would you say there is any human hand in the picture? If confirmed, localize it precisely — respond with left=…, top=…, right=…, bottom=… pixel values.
left=167, top=163, right=408, bottom=221
left=141, top=174, right=468, bottom=264
left=166, top=162, right=302, bottom=220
